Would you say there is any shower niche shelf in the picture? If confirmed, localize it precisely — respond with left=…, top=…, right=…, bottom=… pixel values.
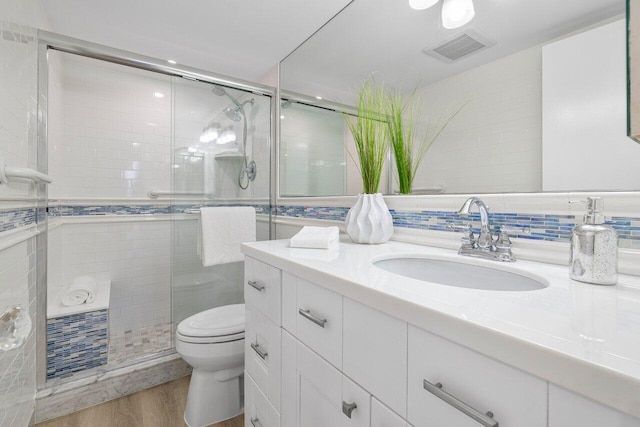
left=213, top=151, right=244, bottom=160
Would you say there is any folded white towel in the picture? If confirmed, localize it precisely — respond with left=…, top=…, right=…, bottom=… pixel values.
left=197, top=207, right=256, bottom=267
left=290, top=226, right=340, bottom=249
left=61, top=276, right=96, bottom=307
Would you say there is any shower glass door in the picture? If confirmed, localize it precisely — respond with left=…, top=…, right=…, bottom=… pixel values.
left=44, top=48, right=272, bottom=387
left=170, top=77, right=272, bottom=329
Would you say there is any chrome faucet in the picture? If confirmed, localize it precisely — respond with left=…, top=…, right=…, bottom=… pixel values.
left=448, top=197, right=530, bottom=262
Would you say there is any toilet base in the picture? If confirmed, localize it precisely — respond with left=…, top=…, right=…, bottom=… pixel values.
left=184, top=368, right=244, bottom=427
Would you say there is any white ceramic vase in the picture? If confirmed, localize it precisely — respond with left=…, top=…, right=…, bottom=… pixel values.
left=345, top=193, right=393, bottom=244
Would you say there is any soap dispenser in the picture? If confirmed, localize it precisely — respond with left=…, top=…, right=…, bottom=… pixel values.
left=569, top=197, right=618, bottom=285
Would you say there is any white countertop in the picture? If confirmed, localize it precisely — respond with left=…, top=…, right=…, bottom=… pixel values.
left=242, top=238, right=640, bottom=417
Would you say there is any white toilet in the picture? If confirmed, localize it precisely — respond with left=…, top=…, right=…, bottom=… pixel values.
left=176, top=303, right=245, bottom=427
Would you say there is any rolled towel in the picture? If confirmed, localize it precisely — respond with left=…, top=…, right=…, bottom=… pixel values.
left=61, top=276, right=96, bottom=307
left=290, top=226, right=340, bottom=249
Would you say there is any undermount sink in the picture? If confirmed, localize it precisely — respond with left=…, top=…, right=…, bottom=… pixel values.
left=373, top=257, right=548, bottom=291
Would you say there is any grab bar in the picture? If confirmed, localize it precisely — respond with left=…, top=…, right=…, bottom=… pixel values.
left=148, top=191, right=214, bottom=199
left=0, top=158, right=52, bottom=185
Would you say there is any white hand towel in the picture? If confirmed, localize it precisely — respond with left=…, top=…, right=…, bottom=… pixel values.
left=197, top=207, right=256, bottom=267
left=290, top=226, right=340, bottom=249
left=61, top=276, right=96, bottom=307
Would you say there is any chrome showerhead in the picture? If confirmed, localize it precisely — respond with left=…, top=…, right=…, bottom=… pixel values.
left=224, top=107, right=242, bottom=122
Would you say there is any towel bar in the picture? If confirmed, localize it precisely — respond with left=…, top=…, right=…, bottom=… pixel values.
left=0, top=157, right=52, bottom=185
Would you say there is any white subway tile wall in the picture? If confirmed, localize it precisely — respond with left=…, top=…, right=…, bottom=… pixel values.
left=0, top=241, right=38, bottom=426
left=48, top=221, right=171, bottom=336
left=0, top=0, right=49, bottom=425
left=48, top=51, right=173, bottom=199
left=415, top=46, right=542, bottom=194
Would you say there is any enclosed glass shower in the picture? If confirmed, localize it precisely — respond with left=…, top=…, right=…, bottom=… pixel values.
left=43, top=47, right=272, bottom=386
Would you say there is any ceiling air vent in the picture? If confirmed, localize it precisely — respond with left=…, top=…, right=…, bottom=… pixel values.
left=423, top=28, right=496, bottom=63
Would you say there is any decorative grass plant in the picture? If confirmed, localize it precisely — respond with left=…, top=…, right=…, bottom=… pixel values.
left=344, top=79, right=389, bottom=194
left=387, top=89, right=462, bottom=194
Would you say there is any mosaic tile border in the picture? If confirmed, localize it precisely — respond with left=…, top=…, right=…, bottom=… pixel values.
left=46, top=309, right=108, bottom=380
left=47, top=203, right=271, bottom=217
left=276, top=205, right=640, bottom=249
left=0, top=208, right=36, bottom=233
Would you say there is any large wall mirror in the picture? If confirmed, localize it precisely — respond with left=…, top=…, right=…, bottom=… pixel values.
left=280, top=0, right=640, bottom=197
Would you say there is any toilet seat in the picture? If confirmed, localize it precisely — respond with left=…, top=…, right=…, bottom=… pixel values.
left=176, top=330, right=244, bottom=344
left=177, top=303, right=245, bottom=344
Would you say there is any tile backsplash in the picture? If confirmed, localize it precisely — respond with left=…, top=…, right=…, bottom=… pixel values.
left=276, top=193, right=640, bottom=250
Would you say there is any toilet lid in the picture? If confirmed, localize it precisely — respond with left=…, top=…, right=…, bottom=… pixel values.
left=177, top=303, right=245, bottom=337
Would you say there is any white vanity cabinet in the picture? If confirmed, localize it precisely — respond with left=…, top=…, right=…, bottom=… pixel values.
left=282, top=272, right=343, bottom=369
left=408, top=325, right=547, bottom=427
left=548, top=385, right=640, bottom=427
left=243, top=252, right=640, bottom=427
left=281, top=330, right=371, bottom=427
left=343, top=298, right=407, bottom=418
left=244, top=258, right=282, bottom=427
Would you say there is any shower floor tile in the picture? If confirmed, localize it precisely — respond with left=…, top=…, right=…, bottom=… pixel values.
left=108, top=323, right=173, bottom=365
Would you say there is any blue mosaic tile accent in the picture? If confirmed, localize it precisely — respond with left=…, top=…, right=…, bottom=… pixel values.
left=46, top=309, right=108, bottom=380
left=276, top=205, right=349, bottom=221
left=49, top=203, right=271, bottom=217
left=172, top=203, right=270, bottom=215
left=0, top=208, right=36, bottom=234
left=48, top=205, right=172, bottom=217
left=276, top=205, right=640, bottom=247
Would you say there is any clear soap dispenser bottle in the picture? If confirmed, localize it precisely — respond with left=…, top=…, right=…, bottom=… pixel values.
left=569, top=197, right=618, bottom=285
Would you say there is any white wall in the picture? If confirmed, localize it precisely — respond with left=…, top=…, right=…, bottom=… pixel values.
left=48, top=221, right=171, bottom=335
left=414, top=46, right=542, bottom=194
left=0, top=0, right=49, bottom=425
left=48, top=52, right=173, bottom=200
left=280, top=103, right=346, bottom=196
left=542, top=19, right=640, bottom=191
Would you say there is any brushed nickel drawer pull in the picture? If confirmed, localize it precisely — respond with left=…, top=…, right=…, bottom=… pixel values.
left=250, top=342, right=268, bottom=360
left=250, top=417, right=263, bottom=427
left=342, top=401, right=357, bottom=418
left=298, top=308, right=327, bottom=328
left=423, top=379, right=498, bottom=427
left=248, top=280, right=265, bottom=292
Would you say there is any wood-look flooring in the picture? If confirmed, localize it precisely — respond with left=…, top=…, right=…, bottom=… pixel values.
left=36, top=376, right=244, bottom=427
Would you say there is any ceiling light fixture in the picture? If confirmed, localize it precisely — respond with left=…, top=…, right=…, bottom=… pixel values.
left=409, top=0, right=475, bottom=29
left=441, top=0, right=475, bottom=29
left=167, top=59, right=177, bottom=64
left=315, top=96, right=323, bottom=100
left=409, top=0, right=439, bottom=10
left=153, top=92, right=164, bottom=98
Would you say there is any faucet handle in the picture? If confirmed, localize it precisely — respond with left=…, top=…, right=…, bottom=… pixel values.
left=446, top=223, right=475, bottom=249
left=495, top=225, right=530, bottom=253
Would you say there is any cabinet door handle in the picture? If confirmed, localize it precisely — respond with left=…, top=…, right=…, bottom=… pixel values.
left=250, top=417, right=263, bottom=427
left=298, top=308, right=327, bottom=328
left=423, top=379, right=498, bottom=427
left=248, top=280, right=265, bottom=292
left=250, top=342, right=268, bottom=360
left=342, top=401, right=357, bottom=418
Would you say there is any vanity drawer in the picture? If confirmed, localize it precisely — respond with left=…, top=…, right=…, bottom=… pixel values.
left=245, top=303, right=282, bottom=410
left=549, top=384, right=640, bottom=427
left=281, top=330, right=371, bottom=427
left=343, top=298, right=407, bottom=417
left=371, top=397, right=408, bottom=427
left=245, top=371, right=280, bottom=427
left=244, top=257, right=282, bottom=325
left=283, top=273, right=343, bottom=369
left=407, top=325, right=547, bottom=427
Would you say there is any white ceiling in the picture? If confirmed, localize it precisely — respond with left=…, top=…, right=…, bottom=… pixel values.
left=280, top=0, right=625, bottom=102
left=41, top=0, right=353, bottom=83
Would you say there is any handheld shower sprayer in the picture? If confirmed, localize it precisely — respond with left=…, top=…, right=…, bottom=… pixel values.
left=212, top=85, right=256, bottom=189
